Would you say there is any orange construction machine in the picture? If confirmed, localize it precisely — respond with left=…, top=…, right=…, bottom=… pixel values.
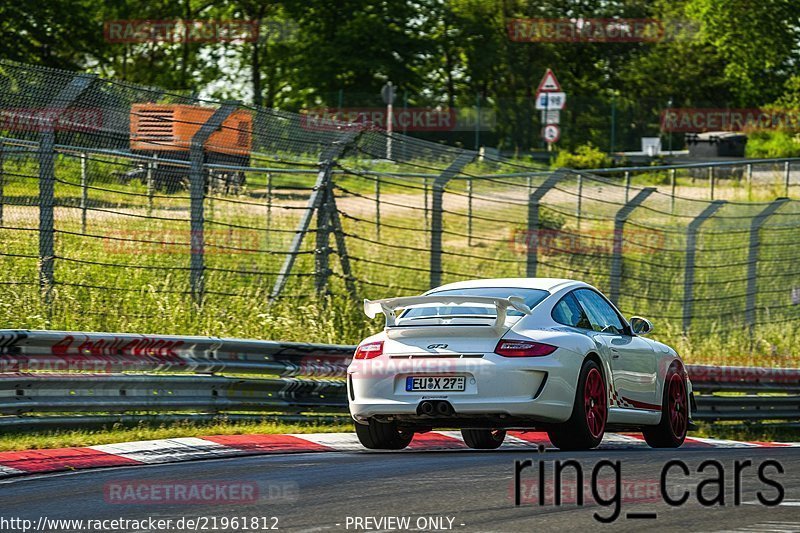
left=128, top=103, right=253, bottom=192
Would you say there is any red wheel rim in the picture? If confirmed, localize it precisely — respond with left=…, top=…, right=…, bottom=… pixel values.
left=667, top=373, right=687, bottom=439
left=584, top=368, right=606, bottom=439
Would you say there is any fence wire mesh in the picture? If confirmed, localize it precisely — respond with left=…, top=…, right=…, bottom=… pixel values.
left=0, top=60, right=799, bottom=349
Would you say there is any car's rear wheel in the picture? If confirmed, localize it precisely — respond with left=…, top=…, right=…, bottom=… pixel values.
left=354, top=420, right=413, bottom=450
left=461, top=429, right=506, bottom=450
left=642, top=367, right=688, bottom=448
left=547, top=360, right=607, bottom=450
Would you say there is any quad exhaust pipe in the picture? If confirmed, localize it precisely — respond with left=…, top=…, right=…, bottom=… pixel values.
left=418, top=400, right=454, bottom=417
left=420, top=401, right=436, bottom=415
left=436, top=401, right=452, bottom=416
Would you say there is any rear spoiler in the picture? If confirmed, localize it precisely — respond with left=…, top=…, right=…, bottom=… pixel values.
left=363, top=295, right=532, bottom=328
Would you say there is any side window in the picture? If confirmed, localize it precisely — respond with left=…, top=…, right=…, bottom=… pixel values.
left=552, top=293, right=592, bottom=329
left=574, top=289, right=626, bottom=334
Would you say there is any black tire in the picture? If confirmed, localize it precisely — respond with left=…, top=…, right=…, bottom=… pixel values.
left=354, top=420, right=413, bottom=450
left=642, top=366, right=688, bottom=448
left=461, top=429, right=506, bottom=450
left=547, top=360, right=607, bottom=451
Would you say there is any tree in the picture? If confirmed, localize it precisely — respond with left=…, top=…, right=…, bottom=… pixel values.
left=95, top=0, right=224, bottom=92
left=688, top=0, right=800, bottom=106
left=0, top=0, right=107, bottom=71
left=281, top=0, right=426, bottom=109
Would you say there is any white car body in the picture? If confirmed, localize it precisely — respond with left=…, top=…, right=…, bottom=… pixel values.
left=347, top=278, right=693, bottom=448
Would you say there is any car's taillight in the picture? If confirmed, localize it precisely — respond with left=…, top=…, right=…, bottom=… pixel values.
left=494, top=340, right=557, bottom=357
left=354, top=341, right=384, bottom=359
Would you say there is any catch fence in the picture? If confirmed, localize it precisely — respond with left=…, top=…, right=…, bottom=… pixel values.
left=1, top=60, right=800, bottom=343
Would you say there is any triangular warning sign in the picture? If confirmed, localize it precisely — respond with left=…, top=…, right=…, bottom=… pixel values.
left=537, top=69, right=561, bottom=93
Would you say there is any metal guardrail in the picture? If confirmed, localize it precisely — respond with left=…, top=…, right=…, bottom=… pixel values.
left=0, top=330, right=351, bottom=426
left=689, top=365, right=800, bottom=422
left=0, top=330, right=350, bottom=376
left=1, top=374, right=346, bottom=415
left=0, top=330, right=798, bottom=428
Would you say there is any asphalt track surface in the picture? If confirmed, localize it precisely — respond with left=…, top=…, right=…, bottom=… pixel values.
left=2, top=444, right=800, bottom=533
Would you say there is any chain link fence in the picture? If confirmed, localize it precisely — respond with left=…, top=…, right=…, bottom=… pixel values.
left=1, top=60, right=799, bottom=347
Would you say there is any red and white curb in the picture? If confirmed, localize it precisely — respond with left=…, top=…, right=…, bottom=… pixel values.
left=0, top=432, right=796, bottom=479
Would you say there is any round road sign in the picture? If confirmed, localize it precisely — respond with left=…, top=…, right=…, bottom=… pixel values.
left=542, top=124, right=560, bottom=143
left=381, top=82, right=396, bottom=104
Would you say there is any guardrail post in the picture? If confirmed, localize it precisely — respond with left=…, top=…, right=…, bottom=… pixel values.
left=526, top=171, right=566, bottom=277
left=80, top=152, right=88, bottom=233
left=39, top=128, right=55, bottom=301
left=683, top=200, right=725, bottom=333
left=315, top=163, right=360, bottom=297
left=424, top=177, right=429, bottom=236
left=670, top=168, right=677, bottom=214
left=784, top=160, right=790, bottom=197
left=328, top=189, right=358, bottom=299
left=265, top=171, right=272, bottom=250
left=624, top=171, right=631, bottom=202
left=270, top=130, right=360, bottom=301
left=315, top=171, right=333, bottom=295
left=146, top=154, right=156, bottom=217
left=0, top=141, right=4, bottom=227
left=467, top=177, right=473, bottom=246
left=747, top=163, right=753, bottom=201
left=609, top=187, right=656, bottom=305
left=189, top=103, right=238, bottom=304
left=430, top=152, right=475, bottom=288
left=709, top=166, right=715, bottom=200
left=744, top=198, right=788, bottom=330
left=207, top=167, right=215, bottom=216
left=576, top=172, right=583, bottom=230
left=375, top=174, right=381, bottom=240
left=38, top=74, right=95, bottom=305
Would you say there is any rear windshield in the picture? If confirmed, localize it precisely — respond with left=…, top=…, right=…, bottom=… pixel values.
left=400, top=287, right=549, bottom=319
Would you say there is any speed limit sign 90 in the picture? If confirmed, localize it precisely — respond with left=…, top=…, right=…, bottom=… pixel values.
left=542, top=124, right=560, bottom=143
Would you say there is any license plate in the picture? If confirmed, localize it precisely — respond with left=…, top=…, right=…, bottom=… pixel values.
left=406, top=376, right=465, bottom=392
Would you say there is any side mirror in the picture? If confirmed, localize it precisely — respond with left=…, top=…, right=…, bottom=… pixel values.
left=630, top=316, right=653, bottom=336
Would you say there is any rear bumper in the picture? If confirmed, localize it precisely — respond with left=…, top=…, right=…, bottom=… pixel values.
left=347, top=350, right=579, bottom=424
left=349, top=399, right=571, bottom=426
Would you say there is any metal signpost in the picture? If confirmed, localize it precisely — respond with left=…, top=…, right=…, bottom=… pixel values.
left=381, top=81, right=396, bottom=160
left=536, top=69, right=565, bottom=148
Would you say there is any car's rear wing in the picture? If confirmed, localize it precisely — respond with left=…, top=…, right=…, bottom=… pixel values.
left=363, top=295, right=532, bottom=329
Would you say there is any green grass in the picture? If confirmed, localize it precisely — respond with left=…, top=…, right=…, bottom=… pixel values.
left=0, top=419, right=351, bottom=452
left=691, top=422, right=800, bottom=443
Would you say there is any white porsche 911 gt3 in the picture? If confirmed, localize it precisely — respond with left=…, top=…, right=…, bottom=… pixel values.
left=347, top=278, right=694, bottom=451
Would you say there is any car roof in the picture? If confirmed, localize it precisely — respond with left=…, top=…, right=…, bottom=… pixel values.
left=427, top=278, right=588, bottom=293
